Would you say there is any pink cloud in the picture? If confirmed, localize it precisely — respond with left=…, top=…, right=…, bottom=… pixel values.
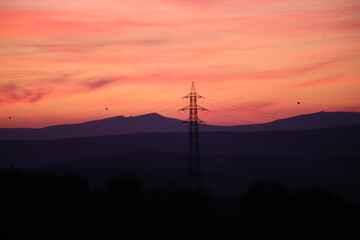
left=293, top=75, right=356, bottom=88
left=0, top=7, right=174, bottom=38
left=235, top=60, right=337, bottom=80
left=0, top=75, right=123, bottom=104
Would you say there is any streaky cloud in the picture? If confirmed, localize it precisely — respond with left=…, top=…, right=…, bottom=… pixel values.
left=0, top=75, right=124, bottom=104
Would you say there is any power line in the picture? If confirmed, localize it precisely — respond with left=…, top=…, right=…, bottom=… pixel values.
left=206, top=97, right=288, bottom=119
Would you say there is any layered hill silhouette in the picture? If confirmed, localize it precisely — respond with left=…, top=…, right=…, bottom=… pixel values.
left=1, top=117, right=359, bottom=201
left=1, top=125, right=359, bottom=168
left=1, top=111, right=359, bottom=140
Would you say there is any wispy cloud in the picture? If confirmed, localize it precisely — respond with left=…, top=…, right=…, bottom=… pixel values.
left=235, top=60, right=337, bottom=80
left=83, top=77, right=121, bottom=90
left=292, top=75, right=356, bottom=88
left=0, top=75, right=124, bottom=104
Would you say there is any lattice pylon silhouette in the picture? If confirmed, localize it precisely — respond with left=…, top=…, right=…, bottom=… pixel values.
left=179, top=82, right=207, bottom=190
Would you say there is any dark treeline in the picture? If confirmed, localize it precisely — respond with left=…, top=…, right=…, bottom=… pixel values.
left=1, top=170, right=359, bottom=240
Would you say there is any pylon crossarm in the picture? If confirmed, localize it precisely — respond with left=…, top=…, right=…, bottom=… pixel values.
left=183, top=93, right=203, bottom=99
left=179, top=106, right=207, bottom=111
left=197, top=105, right=207, bottom=111
left=179, top=106, right=191, bottom=111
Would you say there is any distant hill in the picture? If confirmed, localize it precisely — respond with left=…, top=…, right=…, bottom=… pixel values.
left=0, top=111, right=359, bottom=140
left=2, top=125, right=359, bottom=201
left=232, top=111, right=360, bottom=132
left=1, top=125, right=359, bottom=168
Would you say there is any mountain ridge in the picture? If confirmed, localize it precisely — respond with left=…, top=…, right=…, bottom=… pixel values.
left=0, top=111, right=359, bottom=140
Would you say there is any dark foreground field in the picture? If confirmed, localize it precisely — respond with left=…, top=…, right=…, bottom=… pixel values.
left=1, top=169, right=359, bottom=240
left=1, top=125, right=359, bottom=239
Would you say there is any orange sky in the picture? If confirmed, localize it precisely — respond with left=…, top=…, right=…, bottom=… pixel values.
left=1, top=0, right=360, bottom=128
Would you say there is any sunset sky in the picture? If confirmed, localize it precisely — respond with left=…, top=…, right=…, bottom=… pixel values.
left=1, top=0, right=359, bottom=128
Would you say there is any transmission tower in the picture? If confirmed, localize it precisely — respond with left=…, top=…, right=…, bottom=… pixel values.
left=179, top=82, right=207, bottom=190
